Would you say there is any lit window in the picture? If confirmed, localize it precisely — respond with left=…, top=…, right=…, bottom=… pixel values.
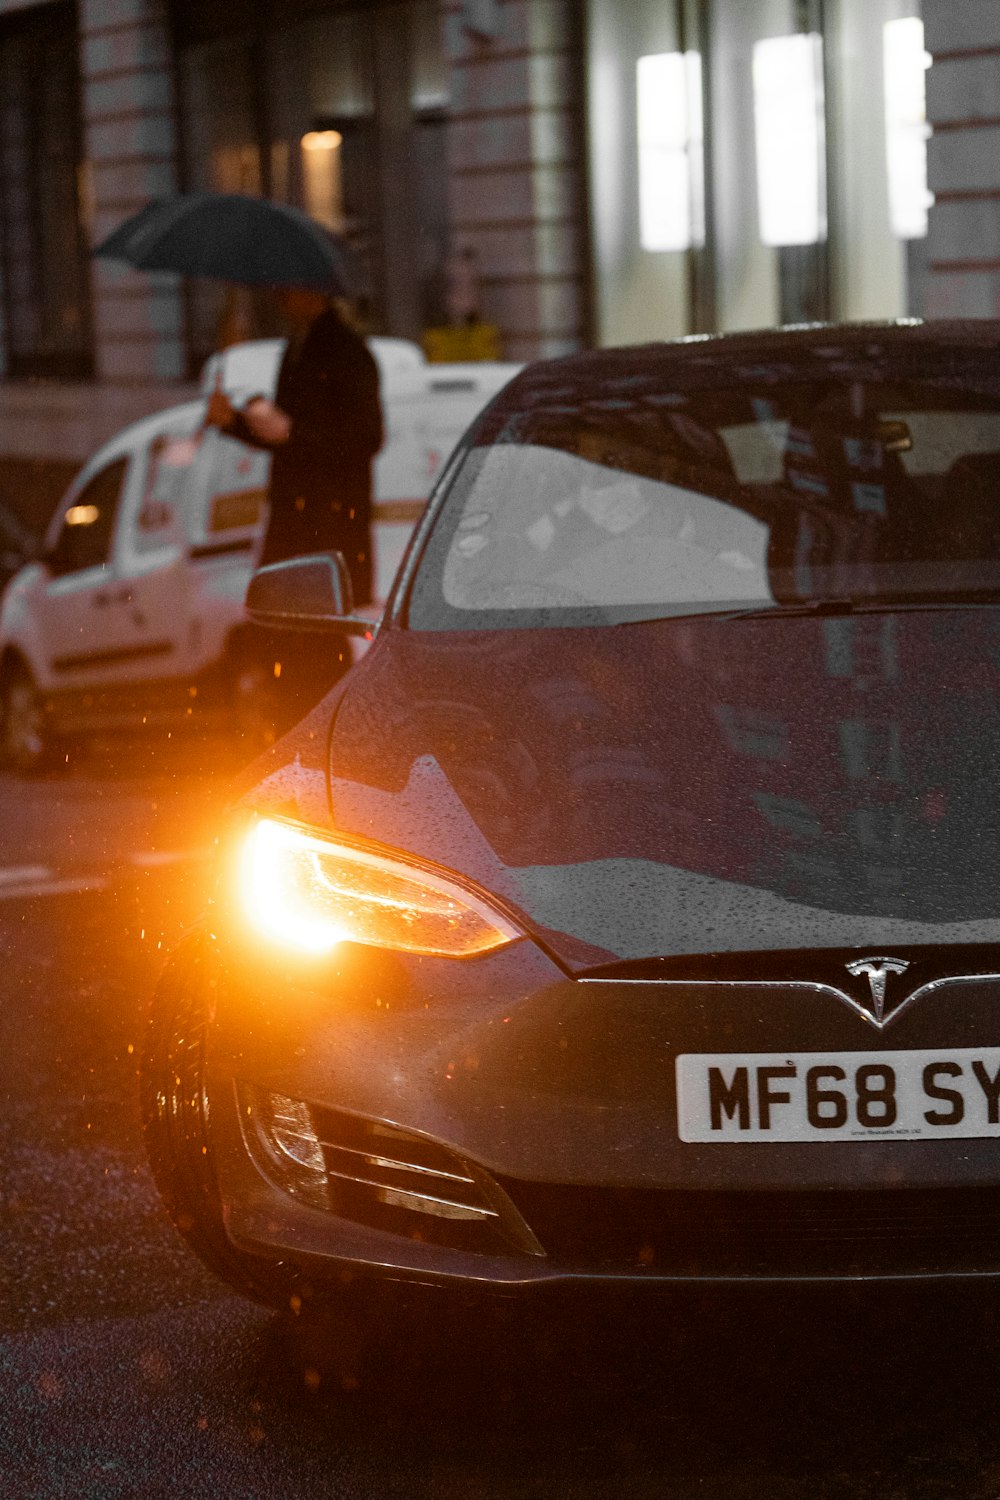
left=65, top=504, right=100, bottom=527
left=883, top=16, right=933, bottom=239
left=752, top=33, right=826, bottom=248
left=300, top=130, right=344, bottom=234
left=637, top=52, right=705, bottom=253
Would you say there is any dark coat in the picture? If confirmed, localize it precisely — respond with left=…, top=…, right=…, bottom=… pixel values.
left=236, top=309, right=383, bottom=604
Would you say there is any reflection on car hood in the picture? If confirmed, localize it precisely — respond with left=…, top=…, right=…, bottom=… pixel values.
left=326, top=612, right=1000, bottom=968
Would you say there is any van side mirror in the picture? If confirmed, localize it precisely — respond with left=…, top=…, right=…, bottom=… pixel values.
left=246, top=551, right=376, bottom=636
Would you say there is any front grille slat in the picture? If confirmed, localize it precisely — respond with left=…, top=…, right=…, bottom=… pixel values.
left=322, top=1162, right=499, bottom=1220
left=322, top=1144, right=488, bottom=1213
left=308, top=1103, right=524, bottom=1253
left=316, top=1136, right=476, bottom=1185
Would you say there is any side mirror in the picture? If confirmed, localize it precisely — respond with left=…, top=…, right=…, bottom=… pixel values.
left=246, top=551, right=376, bottom=636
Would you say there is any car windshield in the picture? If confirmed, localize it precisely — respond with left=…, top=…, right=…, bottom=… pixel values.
left=408, top=357, right=1000, bottom=629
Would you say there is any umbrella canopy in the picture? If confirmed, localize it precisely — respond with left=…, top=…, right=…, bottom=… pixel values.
left=93, top=192, right=358, bottom=293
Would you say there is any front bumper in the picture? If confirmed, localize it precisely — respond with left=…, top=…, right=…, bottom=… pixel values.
left=195, top=925, right=1000, bottom=1286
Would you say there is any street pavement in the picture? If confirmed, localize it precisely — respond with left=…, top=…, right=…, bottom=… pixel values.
left=4, top=739, right=1000, bottom=1497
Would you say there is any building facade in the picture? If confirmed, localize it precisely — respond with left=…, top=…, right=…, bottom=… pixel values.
left=0, top=0, right=998, bottom=527
left=922, top=2, right=1000, bottom=320
left=0, top=0, right=589, bottom=523
left=585, top=0, right=934, bottom=344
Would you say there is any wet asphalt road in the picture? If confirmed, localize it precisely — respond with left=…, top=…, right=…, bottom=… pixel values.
left=4, top=742, right=1000, bottom=1497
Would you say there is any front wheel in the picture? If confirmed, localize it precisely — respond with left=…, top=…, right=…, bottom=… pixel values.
left=139, top=936, right=296, bottom=1307
left=141, top=938, right=404, bottom=1380
left=0, top=661, right=59, bottom=772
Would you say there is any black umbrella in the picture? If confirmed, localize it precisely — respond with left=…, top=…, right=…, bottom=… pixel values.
left=93, top=192, right=358, bottom=293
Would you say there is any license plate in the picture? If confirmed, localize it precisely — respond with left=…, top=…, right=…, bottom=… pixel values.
left=676, top=1047, right=1000, bottom=1143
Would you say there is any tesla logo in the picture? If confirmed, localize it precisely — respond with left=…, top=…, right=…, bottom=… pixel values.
left=845, top=956, right=910, bottom=1026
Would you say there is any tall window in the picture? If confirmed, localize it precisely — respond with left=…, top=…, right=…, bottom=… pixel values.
left=0, top=2, right=93, bottom=380
left=172, top=0, right=448, bottom=373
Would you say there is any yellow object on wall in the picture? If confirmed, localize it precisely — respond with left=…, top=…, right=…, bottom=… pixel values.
left=423, top=323, right=501, bottom=363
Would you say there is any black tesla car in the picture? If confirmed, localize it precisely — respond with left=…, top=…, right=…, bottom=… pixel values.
left=143, top=321, right=1000, bottom=1318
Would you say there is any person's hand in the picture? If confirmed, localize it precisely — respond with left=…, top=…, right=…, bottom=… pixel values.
left=243, top=398, right=292, bottom=445
left=206, top=387, right=236, bottom=430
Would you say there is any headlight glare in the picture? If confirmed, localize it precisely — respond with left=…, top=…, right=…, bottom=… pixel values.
left=239, top=817, right=520, bottom=958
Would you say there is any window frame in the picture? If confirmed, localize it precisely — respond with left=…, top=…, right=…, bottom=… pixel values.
left=47, top=456, right=130, bottom=578
left=0, top=1, right=94, bottom=381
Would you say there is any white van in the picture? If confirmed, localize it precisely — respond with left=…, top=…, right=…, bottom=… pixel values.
left=0, top=338, right=519, bottom=768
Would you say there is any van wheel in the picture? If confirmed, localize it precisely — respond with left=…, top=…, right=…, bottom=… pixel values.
left=0, top=662, right=58, bottom=772
left=227, top=655, right=280, bottom=748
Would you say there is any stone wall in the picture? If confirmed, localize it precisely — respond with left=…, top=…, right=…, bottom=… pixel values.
left=0, top=0, right=194, bottom=518
left=924, top=1, right=1000, bottom=318
left=79, top=0, right=186, bottom=384
left=444, top=0, right=589, bottom=360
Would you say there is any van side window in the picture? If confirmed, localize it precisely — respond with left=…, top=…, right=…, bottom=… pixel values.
left=136, top=432, right=200, bottom=551
left=49, top=458, right=128, bottom=575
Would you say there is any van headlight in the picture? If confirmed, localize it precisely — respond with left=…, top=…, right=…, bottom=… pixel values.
left=238, top=817, right=521, bottom=958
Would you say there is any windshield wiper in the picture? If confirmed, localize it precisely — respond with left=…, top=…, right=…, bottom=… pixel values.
left=717, top=591, right=1000, bottom=621
left=612, top=592, right=1000, bottom=627
left=722, top=597, right=871, bottom=619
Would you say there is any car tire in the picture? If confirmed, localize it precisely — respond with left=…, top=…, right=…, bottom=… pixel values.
left=140, top=934, right=298, bottom=1309
left=228, top=659, right=279, bottom=747
left=0, top=660, right=59, bottom=773
left=223, top=639, right=282, bottom=749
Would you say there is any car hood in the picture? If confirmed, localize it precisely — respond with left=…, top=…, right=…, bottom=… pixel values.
left=314, top=611, right=1000, bottom=970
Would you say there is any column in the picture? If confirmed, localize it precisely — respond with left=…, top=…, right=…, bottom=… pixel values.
left=923, top=1, right=1000, bottom=318
left=445, top=0, right=588, bottom=360
left=78, top=0, right=185, bottom=381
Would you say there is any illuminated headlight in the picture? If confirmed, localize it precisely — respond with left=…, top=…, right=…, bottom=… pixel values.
left=239, top=817, right=522, bottom=958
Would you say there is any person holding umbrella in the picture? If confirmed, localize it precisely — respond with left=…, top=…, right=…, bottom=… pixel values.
left=206, top=287, right=383, bottom=606
left=97, top=194, right=384, bottom=730
left=96, top=193, right=384, bottom=603
left=206, top=285, right=383, bottom=726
